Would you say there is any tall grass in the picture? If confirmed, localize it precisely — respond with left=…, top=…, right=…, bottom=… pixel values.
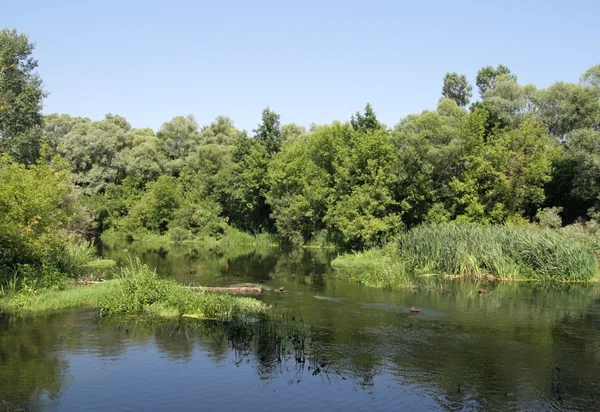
left=399, top=224, right=598, bottom=281
left=333, top=224, right=599, bottom=287
left=0, top=260, right=268, bottom=319
left=331, top=243, right=412, bottom=289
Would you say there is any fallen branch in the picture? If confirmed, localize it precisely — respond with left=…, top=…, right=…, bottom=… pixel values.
left=74, top=280, right=104, bottom=286
left=186, top=286, right=262, bottom=294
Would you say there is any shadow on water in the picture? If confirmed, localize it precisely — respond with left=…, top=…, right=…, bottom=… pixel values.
left=0, top=310, right=333, bottom=411
left=2, top=241, right=600, bottom=411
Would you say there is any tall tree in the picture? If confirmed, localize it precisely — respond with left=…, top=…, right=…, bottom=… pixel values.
left=476, top=64, right=515, bottom=98
left=580, top=64, right=600, bottom=90
left=253, top=107, right=282, bottom=154
left=442, top=72, right=473, bottom=107
left=350, top=103, right=381, bottom=131
left=0, top=29, right=47, bottom=162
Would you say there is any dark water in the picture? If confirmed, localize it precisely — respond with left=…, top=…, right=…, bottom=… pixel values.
left=1, top=241, right=600, bottom=411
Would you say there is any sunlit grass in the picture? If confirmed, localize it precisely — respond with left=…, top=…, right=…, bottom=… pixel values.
left=332, top=224, right=600, bottom=289
left=0, top=260, right=268, bottom=319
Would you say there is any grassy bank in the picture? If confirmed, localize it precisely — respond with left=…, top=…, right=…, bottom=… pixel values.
left=101, top=226, right=281, bottom=247
left=333, top=224, right=600, bottom=288
left=0, top=261, right=267, bottom=319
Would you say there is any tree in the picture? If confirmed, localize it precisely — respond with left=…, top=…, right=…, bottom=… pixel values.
left=157, top=115, right=201, bottom=174
left=120, top=176, right=182, bottom=234
left=442, top=72, right=473, bottom=107
left=0, top=29, right=47, bottom=162
left=476, top=64, right=515, bottom=98
left=482, top=74, right=537, bottom=128
left=59, top=116, right=130, bottom=194
left=350, top=103, right=381, bottom=131
left=534, top=81, right=600, bottom=137
left=201, top=115, right=239, bottom=145
left=121, top=128, right=166, bottom=185
left=0, top=154, right=88, bottom=282
left=580, top=64, right=600, bottom=90
left=253, top=107, right=282, bottom=154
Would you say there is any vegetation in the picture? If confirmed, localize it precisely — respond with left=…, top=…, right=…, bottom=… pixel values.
left=1, top=28, right=600, bottom=286
left=0, top=261, right=267, bottom=319
left=334, top=224, right=600, bottom=288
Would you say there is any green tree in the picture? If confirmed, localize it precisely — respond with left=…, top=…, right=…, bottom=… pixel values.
left=201, top=115, right=239, bottom=145
left=120, top=175, right=183, bottom=234
left=58, top=114, right=130, bottom=195
left=121, top=128, right=166, bottom=185
left=157, top=115, right=201, bottom=174
left=350, top=103, right=381, bottom=131
left=442, top=72, right=473, bottom=107
left=476, top=64, right=515, bottom=98
left=0, top=29, right=47, bottom=163
left=253, top=107, right=282, bottom=154
left=580, top=64, right=600, bottom=90
left=0, top=154, right=87, bottom=282
left=533, top=81, right=600, bottom=137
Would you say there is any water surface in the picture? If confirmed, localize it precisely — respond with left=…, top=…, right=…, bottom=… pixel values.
left=1, top=241, right=599, bottom=411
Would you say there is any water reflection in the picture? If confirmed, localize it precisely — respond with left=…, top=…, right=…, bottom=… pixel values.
left=1, top=242, right=600, bottom=411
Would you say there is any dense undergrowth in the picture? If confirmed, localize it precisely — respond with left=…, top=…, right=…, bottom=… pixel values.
left=333, top=224, right=600, bottom=288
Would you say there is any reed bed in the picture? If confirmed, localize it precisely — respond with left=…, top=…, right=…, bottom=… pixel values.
left=333, top=224, right=599, bottom=288
left=400, top=225, right=598, bottom=281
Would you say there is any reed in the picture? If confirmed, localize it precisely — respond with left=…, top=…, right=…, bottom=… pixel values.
left=332, top=224, right=599, bottom=288
left=399, top=224, right=598, bottom=281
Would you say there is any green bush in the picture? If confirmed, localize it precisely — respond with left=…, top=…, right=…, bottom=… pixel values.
left=168, top=226, right=189, bottom=243
left=0, top=155, right=92, bottom=285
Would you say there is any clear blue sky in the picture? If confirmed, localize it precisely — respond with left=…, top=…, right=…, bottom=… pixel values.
left=2, top=0, right=598, bottom=132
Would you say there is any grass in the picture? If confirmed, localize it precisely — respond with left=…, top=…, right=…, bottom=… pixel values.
left=84, top=259, right=117, bottom=268
left=399, top=224, right=598, bottom=281
left=332, top=224, right=600, bottom=289
left=0, top=260, right=268, bottom=319
left=332, top=243, right=413, bottom=289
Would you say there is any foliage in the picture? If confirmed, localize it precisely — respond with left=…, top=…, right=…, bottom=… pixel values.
left=97, top=261, right=267, bottom=319
left=536, top=207, right=563, bottom=229
left=475, top=64, right=515, bottom=97
left=3, top=28, right=600, bottom=264
left=0, top=154, right=91, bottom=285
left=253, top=107, right=282, bottom=155
left=0, top=29, right=47, bottom=163
left=442, top=72, right=473, bottom=107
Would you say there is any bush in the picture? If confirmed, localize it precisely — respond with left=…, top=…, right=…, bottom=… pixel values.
left=168, top=226, right=189, bottom=243
left=536, top=207, right=563, bottom=229
left=0, top=155, right=92, bottom=285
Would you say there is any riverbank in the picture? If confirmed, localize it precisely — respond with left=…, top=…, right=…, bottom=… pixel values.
left=0, top=261, right=267, bottom=319
left=333, top=224, right=600, bottom=288
left=100, top=227, right=337, bottom=249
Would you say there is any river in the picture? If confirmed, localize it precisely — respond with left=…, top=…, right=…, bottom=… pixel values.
left=1, top=240, right=599, bottom=411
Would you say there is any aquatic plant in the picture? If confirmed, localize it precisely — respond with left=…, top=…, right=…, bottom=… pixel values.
left=399, top=224, right=598, bottom=281
left=332, top=242, right=412, bottom=289
left=333, top=224, right=599, bottom=287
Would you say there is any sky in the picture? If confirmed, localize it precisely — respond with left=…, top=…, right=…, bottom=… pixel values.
left=2, top=0, right=599, bottom=132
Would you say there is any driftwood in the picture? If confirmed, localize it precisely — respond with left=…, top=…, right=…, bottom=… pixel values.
left=74, top=280, right=104, bottom=286
left=186, top=286, right=262, bottom=294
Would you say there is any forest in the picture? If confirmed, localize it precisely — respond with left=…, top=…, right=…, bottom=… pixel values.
left=2, top=28, right=600, bottom=285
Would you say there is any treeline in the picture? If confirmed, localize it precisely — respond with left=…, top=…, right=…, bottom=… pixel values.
left=2, top=28, right=600, bottom=256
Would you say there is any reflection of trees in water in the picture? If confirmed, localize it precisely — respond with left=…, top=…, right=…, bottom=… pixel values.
left=0, top=314, right=69, bottom=410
